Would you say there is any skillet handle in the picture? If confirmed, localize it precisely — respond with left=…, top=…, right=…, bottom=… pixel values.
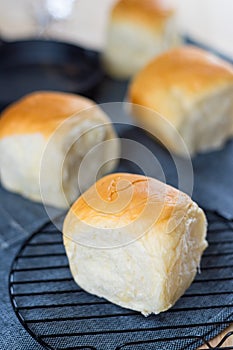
left=0, top=37, right=6, bottom=47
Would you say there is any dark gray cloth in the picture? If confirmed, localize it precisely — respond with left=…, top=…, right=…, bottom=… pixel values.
left=192, top=140, right=233, bottom=219
left=0, top=186, right=61, bottom=249
left=0, top=186, right=62, bottom=348
left=0, top=244, right=44, bottom=350
left=0, top=188, right=60, bottom=349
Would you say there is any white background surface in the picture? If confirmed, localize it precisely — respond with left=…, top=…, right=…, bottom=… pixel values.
left=0, top=0, right=232, bottom=58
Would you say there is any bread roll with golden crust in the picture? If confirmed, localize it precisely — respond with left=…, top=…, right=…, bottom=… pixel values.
left=129, top=46, right=233, bottom=156
left=63, top=173, right=207, bottom=316
left=0, top=92, right=119, bottom=208
left=102, top=0, right=180, bottom=79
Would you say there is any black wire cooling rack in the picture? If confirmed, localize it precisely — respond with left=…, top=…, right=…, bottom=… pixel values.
left=9, top=210, right=233, bottom=350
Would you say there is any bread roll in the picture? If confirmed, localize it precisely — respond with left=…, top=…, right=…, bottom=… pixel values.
left=0, top=92, right=119, bottom=208
left=63, top=173, right=207, bottom=315
left=102, top=0, right=180, bottom=79
left=129, top=46, right=233, bottom=156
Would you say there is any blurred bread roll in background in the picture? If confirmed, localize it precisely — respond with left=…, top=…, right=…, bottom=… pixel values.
left=102, top=0, right=180, bottom=79
left=129, top=46, right=233, bottom=156
left=0, top=92, right=119, bottom=208
left=63, top=173, right=207, bottom=315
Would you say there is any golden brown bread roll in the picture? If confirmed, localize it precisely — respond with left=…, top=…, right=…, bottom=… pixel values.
left=128, top=46, right=233, bottom=156
left=102, top=0, right=180, bottom=79
left=63, top=173, right=208, bottom=315
left=0, top=91, right=119, bottom=208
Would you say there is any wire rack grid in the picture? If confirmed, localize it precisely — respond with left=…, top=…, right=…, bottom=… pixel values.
left=9, top=210, right=233, bottom=350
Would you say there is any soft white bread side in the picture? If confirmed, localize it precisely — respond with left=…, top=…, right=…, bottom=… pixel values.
left=129, top=46, right=233, bottom=156
left=0, top=92, right=119, bottom=208
left=102, top=0, right=180, bottom=79
left=63, top=173, right=208, bottom=315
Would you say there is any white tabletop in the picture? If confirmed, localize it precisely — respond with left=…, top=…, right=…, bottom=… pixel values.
left=0, top=0, right=232, bottom=58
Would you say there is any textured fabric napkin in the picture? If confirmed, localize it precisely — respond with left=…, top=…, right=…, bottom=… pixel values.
left=0, top=185, right=62, bottom=249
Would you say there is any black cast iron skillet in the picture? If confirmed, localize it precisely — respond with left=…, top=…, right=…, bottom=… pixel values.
left=0, top=38, right=103, bottom=109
